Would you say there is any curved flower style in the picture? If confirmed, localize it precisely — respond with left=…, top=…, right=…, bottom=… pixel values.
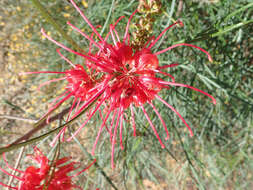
left=0, top=147, right=96, bottom=190
left=24, top=0, right=216, bottom=168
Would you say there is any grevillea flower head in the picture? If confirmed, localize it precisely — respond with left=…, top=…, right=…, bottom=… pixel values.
left=22, top=52, right=99, bottom=116
left=24, top=0, right=216, bottom=168
left=0, top=147, right=96, bottom=190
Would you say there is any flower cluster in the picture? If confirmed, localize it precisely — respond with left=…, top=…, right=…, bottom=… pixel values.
left=0, top=147, right=96, bottom=190
left=24, top=0, right=216, bottom=168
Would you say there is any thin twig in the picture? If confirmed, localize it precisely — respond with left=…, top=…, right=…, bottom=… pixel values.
left=6, top=147, right=25, bottom=190
left=0, top=115, right=37, bottom=123
left=176, top=0, right=183, bottom=17
left=10, top=105, right=72, bottom=145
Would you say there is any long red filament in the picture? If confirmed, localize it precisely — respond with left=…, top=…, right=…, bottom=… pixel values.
left=148, top=101, right=170, bottom=140
left=156, top=95, right=194, bottom=137
left=155, top=43, right=213, bottom=62
left=111, top=107, right=122, bottom=169
left=140, top=104, right=165, bottom=148
left=149, top=20, right=183, bottom=49
left=69, top=0, right=105, bottom=43
left=123, top=9, right=138, bottom=43
left=130, top=104, right=136, bottom=136
left=92, top=103, right=114, bottom=155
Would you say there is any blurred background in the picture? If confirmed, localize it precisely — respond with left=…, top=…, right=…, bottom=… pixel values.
left=0, top=0, right=252, bottom=189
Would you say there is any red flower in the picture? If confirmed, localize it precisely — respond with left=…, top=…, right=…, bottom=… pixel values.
left=25, top=0, right=216, bottom=168
left=0, top=147, right=96, bottom=190
left=21, top=50, right=106, bottom=144
left=22, top=52, right=100, bottom=118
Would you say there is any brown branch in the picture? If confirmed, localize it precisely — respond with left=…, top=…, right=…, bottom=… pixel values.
left=10, top=105, right=72, bottom=145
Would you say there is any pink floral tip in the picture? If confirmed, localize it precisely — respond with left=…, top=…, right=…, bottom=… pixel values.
left=23, top=0, right=216, bottom=169
left=0, top=147, right=96, bottom=190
